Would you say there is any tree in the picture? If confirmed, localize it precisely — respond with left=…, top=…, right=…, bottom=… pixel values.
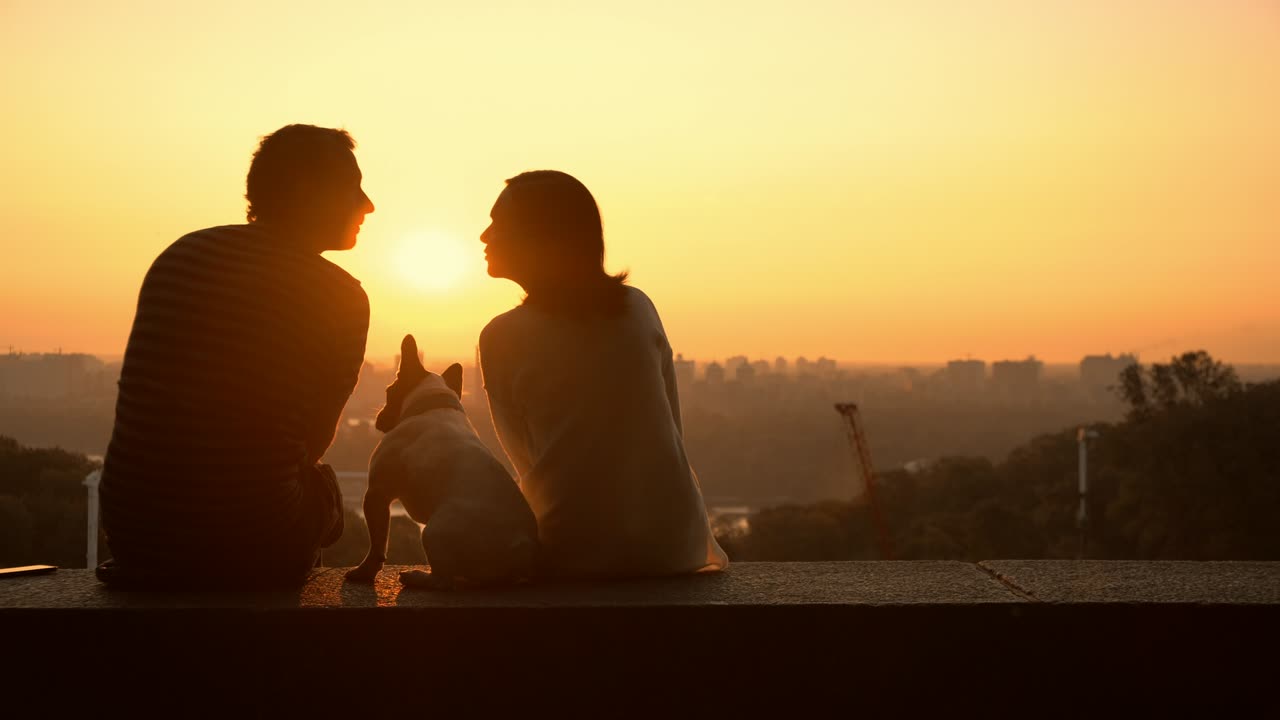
left=0, top=435, right=101, bottom=567
left=1118, top=351, right=1241, bottom=418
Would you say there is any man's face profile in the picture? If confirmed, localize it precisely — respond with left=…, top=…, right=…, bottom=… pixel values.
left=310, top=149, right=374, bottom=252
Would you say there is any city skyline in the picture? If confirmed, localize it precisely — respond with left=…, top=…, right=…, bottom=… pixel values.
left=6, top=345, right=1276, bottom=393
left=7, top=343, right=1280, bottom=370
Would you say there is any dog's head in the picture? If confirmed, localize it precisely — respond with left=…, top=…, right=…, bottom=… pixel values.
left=374, top=334, right=464, bottom=433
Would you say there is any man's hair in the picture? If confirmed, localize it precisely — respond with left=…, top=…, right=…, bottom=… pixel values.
left=245, top=125, right=356, bottom=222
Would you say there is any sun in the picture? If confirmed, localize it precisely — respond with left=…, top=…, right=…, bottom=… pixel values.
left=392, top=230, right=475, bottom=292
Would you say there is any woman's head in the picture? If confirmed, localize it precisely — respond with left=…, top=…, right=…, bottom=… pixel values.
left=481, top=171, right=626, bottom=306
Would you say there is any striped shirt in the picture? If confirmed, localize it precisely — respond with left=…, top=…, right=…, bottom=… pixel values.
left=101, top=224, right=368, bottom=573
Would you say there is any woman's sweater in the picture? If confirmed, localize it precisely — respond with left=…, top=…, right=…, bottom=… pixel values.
left=479, top=286, right=727, bottom=577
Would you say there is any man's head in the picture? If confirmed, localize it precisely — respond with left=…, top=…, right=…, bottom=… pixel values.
left=245, top=124, right=375, bottom=252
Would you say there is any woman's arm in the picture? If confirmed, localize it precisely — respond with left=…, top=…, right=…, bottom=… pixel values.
left=479, top=323, right=533, bottom=478
left=643, top=290, right=685, bottom=438
left=661, top=339, right=685, bottom=438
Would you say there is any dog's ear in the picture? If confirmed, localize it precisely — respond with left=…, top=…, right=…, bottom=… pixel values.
left=442, top=363, right=464, bottom=398
left=374, top=401, right=399, bottom=433
left=398, top=334, right=426, bottom=378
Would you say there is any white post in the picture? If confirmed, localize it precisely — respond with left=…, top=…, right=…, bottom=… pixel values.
left=84, top=469, right=102, bottom=568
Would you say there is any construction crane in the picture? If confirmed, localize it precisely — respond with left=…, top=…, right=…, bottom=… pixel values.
left=834, top=403, right=895, bottom=560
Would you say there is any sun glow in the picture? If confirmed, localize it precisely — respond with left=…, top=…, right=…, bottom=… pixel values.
left=2, top=3, right=1278, bottom=361
left=392, top=230, right=477, bottom=293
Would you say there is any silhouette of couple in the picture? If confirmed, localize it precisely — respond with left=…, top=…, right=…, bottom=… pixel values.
left=98, top=124, right=727, bottom=589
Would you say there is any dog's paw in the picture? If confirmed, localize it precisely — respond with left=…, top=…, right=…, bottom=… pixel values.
left=399, top=569, right=454, bottom=591
left=345, top=565, right=380, bottom=584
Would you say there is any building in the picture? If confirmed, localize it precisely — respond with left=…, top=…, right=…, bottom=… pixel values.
left=814, top=357, right=837, bottom=378
left=674, top=353, right=696, bottom=388
left=704, top=361, right=725, bottom=385
left=990, top=356, right=1043, bottom=401
left=1080, top=353, right=1137, bottom=398
left=899, top=367, right=924, bottom=393
left=945, top=359, right=986, bottom=396
left=725, top=355, right=749, bottom=376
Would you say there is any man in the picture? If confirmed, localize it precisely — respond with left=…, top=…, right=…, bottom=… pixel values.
left=99, top=124, right=374, bottom=588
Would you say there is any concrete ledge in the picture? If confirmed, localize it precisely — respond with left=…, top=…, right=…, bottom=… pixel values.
left=980, top=560, right=1280, bottom=604
left=4, top=561, right=1278, bottom=714
left=0, top=561, right=1022, bottom=609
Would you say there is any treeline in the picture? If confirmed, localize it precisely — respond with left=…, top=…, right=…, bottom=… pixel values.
left=0, top=437, right=103, bottom=567
left=722, top=353, right=1280, bottom=561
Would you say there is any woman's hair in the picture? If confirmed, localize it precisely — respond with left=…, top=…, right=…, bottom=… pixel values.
left=503, top=170, right=629, bottom=313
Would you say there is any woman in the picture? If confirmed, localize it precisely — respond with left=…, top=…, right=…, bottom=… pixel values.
left=478, top=170, right=727, bottom=578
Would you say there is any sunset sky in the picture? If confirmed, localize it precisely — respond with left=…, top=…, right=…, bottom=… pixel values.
left=3, top=0, right=1277, bottom=365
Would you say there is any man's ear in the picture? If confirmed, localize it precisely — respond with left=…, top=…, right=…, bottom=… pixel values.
left=399, top=334, right=426, bottom=377
left=442, top=363, right=464, bottom=398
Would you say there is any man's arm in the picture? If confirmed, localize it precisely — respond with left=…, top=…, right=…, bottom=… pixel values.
left=305, top=287, right=370, bottom=464
left=304, top=389, right=356, bottom=465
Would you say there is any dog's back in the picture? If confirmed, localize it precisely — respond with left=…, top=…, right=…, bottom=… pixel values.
left=377, top=385, right=538, bottom=584
left=351, top=340, right=538, bottom=588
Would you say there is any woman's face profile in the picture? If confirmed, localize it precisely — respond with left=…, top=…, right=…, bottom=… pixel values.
left=481, top=187, right=536, bottom=283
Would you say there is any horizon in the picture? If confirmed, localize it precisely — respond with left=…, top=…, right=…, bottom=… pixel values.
left=3, top=1, right=1278, bottom=363
left=9, top=346, right=1280, bottom=376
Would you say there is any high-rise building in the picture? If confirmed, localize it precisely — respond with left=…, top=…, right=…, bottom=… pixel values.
left=674, top=353, right=697, bottom=389
left=1080, top=353, right=1137, bottom=397
left=704, top=361, right=725, bottom=385
left=774, top=356, right=788, bottom=375
left=815, top=357, right=837, bottom=378
left=945, top=359, right=986, bottom=395
left=725, top=355, right=749, bottom=376
left=990, top=356, right=1043, bottom=401
left=899, top=367, right=924, bottom=392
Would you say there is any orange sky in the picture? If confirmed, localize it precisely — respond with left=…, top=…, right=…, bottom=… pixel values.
left=2, top=0, right=1277, bottom=365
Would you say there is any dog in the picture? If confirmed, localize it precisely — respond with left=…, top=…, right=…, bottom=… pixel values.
left=344, top=334, right=538, bottom=589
